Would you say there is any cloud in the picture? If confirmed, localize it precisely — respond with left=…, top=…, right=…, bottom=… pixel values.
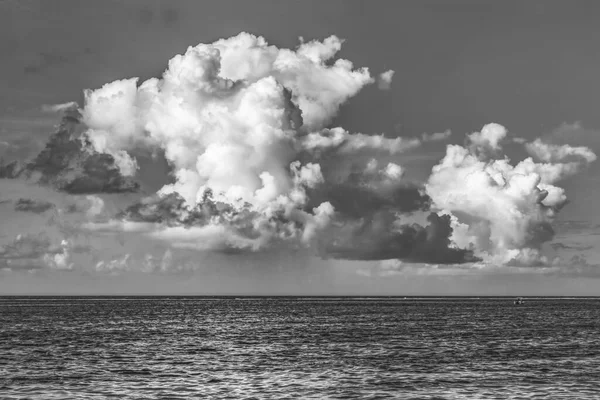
left=2, top=32, right=596, bottom=276
left=426, top=123, right=596, bottom=266
left=95, top=253, right=131, bottom=274
left=87, top=188, right=335, bottom=253
left=0, top=160, right=22, bottom=179
left=525, top=138, right=597, bottom=165
left=142, top=249, right=174, bottom=273
left=0, top=107, right=140, bottom=194
left=377, top=69, right=395, bottom=90
left=466, top=123, right=507, bottom=159
left=76, top=31, right=465, bottom=263
left=553, top=220, right=600, bottom=236
left=322, top=212, right=476, bottom=263
left=43, top=239, right=73, bottom=270
left=421, top=130, right=452, bottom=142
left=550, top=242, right=594, bottom=251
left=356, top=258, right=483, bottom=278
left=533, top=254, right=600, bottom=278
left=73, top=33, right=595, bottom=269
left=542, top=121, right=600, bottom=150
left=301, top=127, right=422, bottom=155
left=74, top=33, right=383, bottom=254
left=14, top=198, right=55, bottom=213
left=0, top=233, right=72, bottom=271
left=307, top=182, right=429, bottom=220
left=520, top=122, right=599, bottom=182
left=41, top=101, right=79, bottom=113
left=0, top=178, right=145, bottom=276
left=78, top=195, right=106, bottom=218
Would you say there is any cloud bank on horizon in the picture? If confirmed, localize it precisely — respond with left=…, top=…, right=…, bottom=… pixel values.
left=0, top=32, right=597, bottom=274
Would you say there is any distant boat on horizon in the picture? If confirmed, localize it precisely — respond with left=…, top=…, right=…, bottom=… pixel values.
left=514, top=297, right=525, bottom=305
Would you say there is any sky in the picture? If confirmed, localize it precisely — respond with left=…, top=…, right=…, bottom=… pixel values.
left=1, top=0, right=599, bottom=295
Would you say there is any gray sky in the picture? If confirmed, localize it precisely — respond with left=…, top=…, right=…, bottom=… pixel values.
left=1, top=0, right=599, bottom=294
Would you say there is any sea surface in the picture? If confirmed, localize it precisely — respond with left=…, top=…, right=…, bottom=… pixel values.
left=1, top=297, right=599, bottom=399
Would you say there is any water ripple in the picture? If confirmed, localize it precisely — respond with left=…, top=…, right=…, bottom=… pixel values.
left=0, top=298, right=599, bottom=399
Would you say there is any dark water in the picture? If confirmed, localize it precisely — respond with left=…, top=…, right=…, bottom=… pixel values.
left=1, top=297, right=599, bottom=399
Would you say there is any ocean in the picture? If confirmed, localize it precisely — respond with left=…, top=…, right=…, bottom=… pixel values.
left=1, top=297, right=599, bottom=399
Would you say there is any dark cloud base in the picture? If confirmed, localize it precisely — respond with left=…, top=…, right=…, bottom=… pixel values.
left=116, top=184, right=476, bottom=264
left=322, top=212, right=478, bottom=264
left=14, top=198, right=55, bottom=214
left=0, top=108, right=139, bottom=194
left=307, top=183, right=431, bottom=219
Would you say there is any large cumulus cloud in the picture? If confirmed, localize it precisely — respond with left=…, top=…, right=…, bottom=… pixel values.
left=426, top=123, right=596, bottom=266
left=80, top=32, right=472, bottom=263
left=2, top=32, right=595, bottom=275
